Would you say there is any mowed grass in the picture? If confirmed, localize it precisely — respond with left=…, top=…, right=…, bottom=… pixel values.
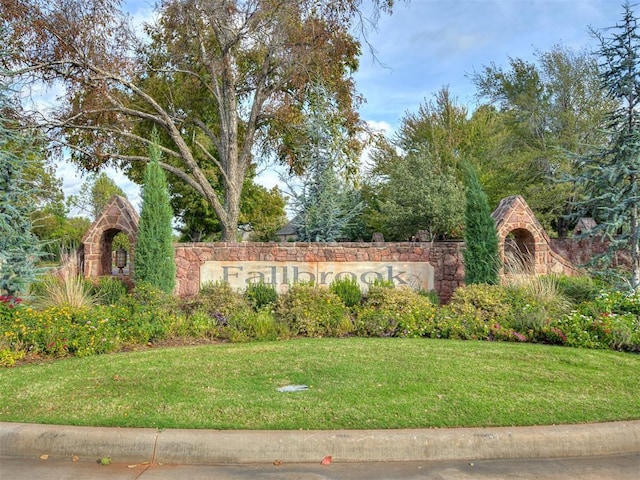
left=1, top=338, right=639, bottom=430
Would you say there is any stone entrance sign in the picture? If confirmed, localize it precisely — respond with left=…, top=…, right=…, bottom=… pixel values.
left=200, top=261, right=434, bottom=293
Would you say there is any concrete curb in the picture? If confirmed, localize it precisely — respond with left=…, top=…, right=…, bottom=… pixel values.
left=1, top=421, right=639, bottom=465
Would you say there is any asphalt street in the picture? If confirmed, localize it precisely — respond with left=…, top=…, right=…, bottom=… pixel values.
left=2, top=454, right=639, bottom=480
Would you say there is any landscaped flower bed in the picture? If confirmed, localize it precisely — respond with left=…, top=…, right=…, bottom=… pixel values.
left=1, top=274, right=639, bottom=366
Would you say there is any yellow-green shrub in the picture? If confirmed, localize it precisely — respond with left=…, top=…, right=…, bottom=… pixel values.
left=447, top=284, right=515, bottom=326
left=275, top=283, right=352, bottom=337
left=356, top=286, right=437, bottom=337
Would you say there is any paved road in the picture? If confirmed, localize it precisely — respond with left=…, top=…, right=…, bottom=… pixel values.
left=2, top=454, right=639, bottom=479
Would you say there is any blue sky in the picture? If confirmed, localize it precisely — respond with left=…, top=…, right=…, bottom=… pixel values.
left=353, top=0, right=622, bottom=131
left=59, top=0, right=627, bottom=213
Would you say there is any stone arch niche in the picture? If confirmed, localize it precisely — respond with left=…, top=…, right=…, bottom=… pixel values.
left=491, top=195, right=578, bottom=277
left=81, top=195, right=139, bottom=279
left=504, top=228, right=536, bottom=274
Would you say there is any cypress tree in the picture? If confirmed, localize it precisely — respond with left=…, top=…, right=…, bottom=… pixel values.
left=461, top=161, right=500, bottom=285
left=133, top=139, right=176, bottom=293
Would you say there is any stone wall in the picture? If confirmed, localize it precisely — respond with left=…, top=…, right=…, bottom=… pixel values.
left=174, top=241, right=465, bottom=303
left=550, top=237, right=630, bottom=269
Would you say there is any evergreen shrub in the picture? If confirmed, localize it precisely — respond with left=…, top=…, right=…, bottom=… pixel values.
left=120, top=283, right=178, bottom=343
left=330, top=276, right=362, bottom=308
left=275, top=283, right=352, bottom=337
left=185, top=281, right=252, bottom=321
left=225, top=309, right=289, bottom=343
left=133, top=140, right=176, bottom=293
left=356, top=286, right=437, bottom=337
left=447, top=284, right=514, bottom=326
left=92, top=276, right=128, bottom=306
left=245, top=281, right=278, bottom=310
left=461, top=161, right=500, bottom=285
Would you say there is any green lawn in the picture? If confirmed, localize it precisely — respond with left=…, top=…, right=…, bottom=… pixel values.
left=1, top=338, right=639, bottom=430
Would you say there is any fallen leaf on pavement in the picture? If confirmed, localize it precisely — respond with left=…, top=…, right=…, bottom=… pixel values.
left=321, top=455, right=332, bottom=465
left=39, top=455, right=49, bottom=460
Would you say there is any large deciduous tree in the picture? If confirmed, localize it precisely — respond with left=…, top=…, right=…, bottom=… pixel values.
left=1, top=0, right=394, bottom=241
left=363, top=88, right=469, bottom=241
left=472, top=45, right=613, bottom=235
left=570, top=2, right=640, bottom=289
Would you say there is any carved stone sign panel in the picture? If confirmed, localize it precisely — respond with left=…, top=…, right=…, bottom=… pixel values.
left=200, top=261, right=434, bottom=293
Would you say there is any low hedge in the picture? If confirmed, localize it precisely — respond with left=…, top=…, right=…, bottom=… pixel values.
left=1, top=275, right=639, bottom=366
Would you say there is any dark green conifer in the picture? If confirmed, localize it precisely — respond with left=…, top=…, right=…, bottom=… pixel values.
left=461, top=161, right=500, bottom=285
left=291, top=84, right=362, bottom=242
left=133, top=138, right=176, bottom=293
left=571, top=2, right=640, bottom=289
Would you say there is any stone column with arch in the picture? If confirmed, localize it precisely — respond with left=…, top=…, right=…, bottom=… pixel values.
left=491, top=195, right=578, bottom=277
left=81, top=195, right=139, bottom=279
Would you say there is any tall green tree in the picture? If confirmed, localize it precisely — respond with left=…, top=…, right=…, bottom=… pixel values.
left=2, top=0, right=394, bottom=241
left=364, top=88, right=467, bottom=241
left=461, top=161, right=500, bottom=285
left=133, top=140, right=176, bottom=293
left=374, top=146, right=464, bottom=241
left=472, top=45, right=614, bottom=235
left=570, top=2, right=640, bottom=289
left=162, top=165, right=287, bottom=242
left=0, top=71, right=43, bottom=295
left=68, top=172, right=126, bottom=220
left=290, top=84, right=363, bottom=242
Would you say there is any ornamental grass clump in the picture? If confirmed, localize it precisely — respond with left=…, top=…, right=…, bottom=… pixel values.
left=554, top=275, right=602, bottom=304
left=30, top=273, right=98, bottom=310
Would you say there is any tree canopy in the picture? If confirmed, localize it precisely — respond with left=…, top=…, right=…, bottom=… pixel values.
left=68, top=172, right=126, bottom=221
left=1, top=0, right=395, bottom=241
left=472, top=45, right=614, bottom=235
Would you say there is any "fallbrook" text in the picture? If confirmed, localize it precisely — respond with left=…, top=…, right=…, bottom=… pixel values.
left=200, top=261, right=434, bottom=293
